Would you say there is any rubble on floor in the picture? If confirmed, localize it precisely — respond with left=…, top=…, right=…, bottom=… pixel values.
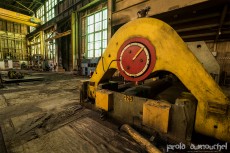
left=0, top=72, right=146, bottom=153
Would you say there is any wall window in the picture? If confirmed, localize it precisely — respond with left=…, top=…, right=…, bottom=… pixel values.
left=30, top=26, right=36, bottom=33
left=45, top=32, right=56, bottom=60
left=29, top=34, right=41, bottom=59
left=36, top=5, right=45, bottom=24
left=46, top=0, right=57, bottom=22
left=86, top=9, right=107, bottom=58
left=33, top=36, right=41, bottom=55
left=30, top=15, right=36, bottom=32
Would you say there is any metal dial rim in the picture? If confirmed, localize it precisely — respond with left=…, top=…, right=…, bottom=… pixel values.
left=119, top=43, right=150, bottom=77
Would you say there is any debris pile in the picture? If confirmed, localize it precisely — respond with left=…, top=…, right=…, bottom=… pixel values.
left=8, top=71, right=25, bottom=79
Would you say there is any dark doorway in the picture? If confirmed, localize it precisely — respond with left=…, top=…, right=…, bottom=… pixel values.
left=60, top=35, right=71, bottom=71
left=57, top=19, right=72, bottom=71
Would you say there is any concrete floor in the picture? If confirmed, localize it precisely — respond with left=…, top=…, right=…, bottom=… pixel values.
left=0, top=72, right=146, bottom=153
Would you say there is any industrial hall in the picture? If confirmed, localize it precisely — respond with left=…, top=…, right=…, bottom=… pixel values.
left=0, top=0, right=230, bottom=152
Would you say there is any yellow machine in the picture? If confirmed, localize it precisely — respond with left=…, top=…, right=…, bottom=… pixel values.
left=81, top=18, right=230, bottom=143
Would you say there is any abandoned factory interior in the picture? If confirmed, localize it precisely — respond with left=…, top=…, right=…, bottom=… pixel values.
left=0, top=0, right=230, bottom=153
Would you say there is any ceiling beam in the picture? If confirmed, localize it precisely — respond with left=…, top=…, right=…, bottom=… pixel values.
left=15, top=1, right=34, bottom=14
left=35, top=0, right=43, bottom=5
left=169, top=13, right=220, bottom=25
left=45, top=30, right=72, bottom=42
left=181, top=30, right=230, bottom=39
left=176, top=24, right=219, bottom=32
left=28, top=0, right=36, bottom=9
left=0, top=2, right=32, bottom=14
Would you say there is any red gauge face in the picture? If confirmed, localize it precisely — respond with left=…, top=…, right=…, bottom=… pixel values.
left=117, top=37, right=156, bottom=82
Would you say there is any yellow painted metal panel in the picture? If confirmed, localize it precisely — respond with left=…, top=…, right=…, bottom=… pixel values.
left=0, top=15, right=37, bottom=27
left=0, top=8, right=41, bottom=27
left=143, top=100, right=171, bottom=133
left=96, top=89, right=113, bottom=111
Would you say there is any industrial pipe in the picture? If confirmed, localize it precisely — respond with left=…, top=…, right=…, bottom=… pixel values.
left=120, top=124, right=162, bottom=153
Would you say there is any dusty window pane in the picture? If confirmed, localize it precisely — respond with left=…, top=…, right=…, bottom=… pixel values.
left=88, top=15, right=94, bottom=25
left=88, top=50, right=93, bottom=58
left=95, top=41, right=101, bottom=49
left=88, top=34, right=94, bottom=43
left=95, top=32, right=101, bottom=41
left=95, top=49, right=101, bottom=57
left=103, top=40, right=107, bottom=48
left=103, top=20, right=107, bottom=29
left=103, top=10, right=107, bottom=20
left=95, top=12, right=102, bottom=22
left=88, top=43, right=94, bottom=50
left=103, top=30, right=107, bottom=40
left=87, top=25, right=94, bottom=33
left=95, top=22, right=102, bottom=31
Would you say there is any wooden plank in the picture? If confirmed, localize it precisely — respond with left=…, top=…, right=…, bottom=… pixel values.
left=10, top=117, right=144, bottom=153
left=45, top=30, right=71, bottom=42
left=112, top=0, right=208, bottom=26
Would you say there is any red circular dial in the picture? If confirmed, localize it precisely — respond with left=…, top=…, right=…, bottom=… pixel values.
left=117, top=37, right=156, bottom=82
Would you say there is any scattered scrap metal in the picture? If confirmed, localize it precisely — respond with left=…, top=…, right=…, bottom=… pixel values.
left=8, top=70, right=25, bottom=79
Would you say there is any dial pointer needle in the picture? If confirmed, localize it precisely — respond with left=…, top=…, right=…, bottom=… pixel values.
left=132, top=47, right=144, bottom=61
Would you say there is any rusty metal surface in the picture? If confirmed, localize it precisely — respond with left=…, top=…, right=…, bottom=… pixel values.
left=187, top=41, right=221, bottom=83
left=168, top=93, right=197, bottom=143
left=143, top=100, right=171, bottom=133
left=96, top=89, right=113, bottom=111
left=110, top=92, right=146, bottom=124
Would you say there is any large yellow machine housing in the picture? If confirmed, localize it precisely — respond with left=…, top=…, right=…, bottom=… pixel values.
left=85, top=18, right=230, bottom=142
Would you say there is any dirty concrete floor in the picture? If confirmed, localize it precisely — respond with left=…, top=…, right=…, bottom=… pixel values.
left=0, top=72, right=146, bottom=153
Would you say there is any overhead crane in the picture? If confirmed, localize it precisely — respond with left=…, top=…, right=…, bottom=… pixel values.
left=0, top=8, right=41, bottom=27
left=81, top=18, right=230, bottom=145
